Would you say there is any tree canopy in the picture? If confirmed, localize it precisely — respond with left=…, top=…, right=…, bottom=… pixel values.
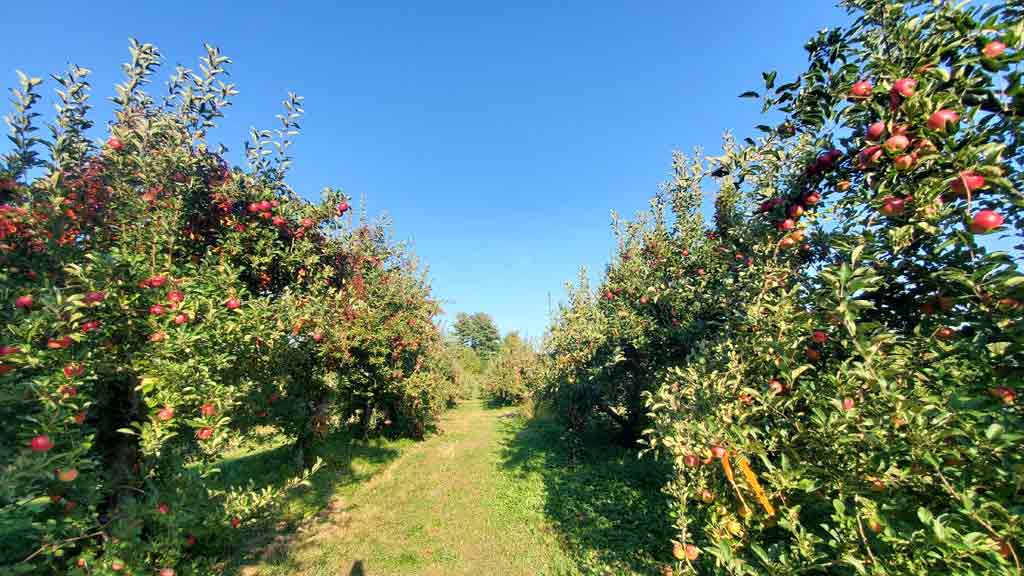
left=451, top=312, right=501, bottom=356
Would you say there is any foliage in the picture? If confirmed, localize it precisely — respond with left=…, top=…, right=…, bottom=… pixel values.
left=545, top=1, right=1024, bottom=574
left=0, top=42, right=454, bottom=574
left=451, top=312, right=501, bottom=356
left=483, top=332, right=544, bottom=406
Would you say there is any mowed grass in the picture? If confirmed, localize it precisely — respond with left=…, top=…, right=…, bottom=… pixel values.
left=219, top=401, right=673, bottom=576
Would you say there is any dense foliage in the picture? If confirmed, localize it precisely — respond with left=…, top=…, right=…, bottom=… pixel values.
left=544, top=1, right=1023, bottom=574
left=451, top=312, right=501, bottom=356
left=0, top=42, right=456, bottom=574
left=482, top=332, right=544, bottom=406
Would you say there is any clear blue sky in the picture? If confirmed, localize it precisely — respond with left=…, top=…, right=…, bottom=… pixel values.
left=1, top=1, right=848, bottom=341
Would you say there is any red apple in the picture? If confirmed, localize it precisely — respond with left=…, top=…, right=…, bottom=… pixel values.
left=59, top=385, right=78, bottom=397
left=185, top=534, right=197, bottom=547
left=970, top=210, right=1004, bottom=234
left=80, top=320, right=101, bottom=333
left=806, top=347, right=821, bottom=362
left=148, top=275, right=168, bottom=288
left=107, top=137, right=123, bottom=151
left=892, top=77, right=917, bottom=98
left=684, top=544, right=700, bottom=561
left=927, top=109, right=959, bottom=132
left=159, top=569, right=175, bottom=576
left=982, top=40, right=1006, bottom=58
left=812, top=330, right=828, bottom=344
left=893, top=154, right=916, bottom=171
left=935, top=326, right=956, bottom=340
left=879, top=196, right=907, bottom=217
left=15, top=294, right=33, bottom=309
left=225, top=297, right=241, bottom=310
left=849, top=80, right=873, bottom=99
left=30, top=435, right=54, bottom=452
left=788, top=204, right=804, bottom=219
left=167, top=290, right=185, bottom=304
left=63, top=363, right=85, bottom=379
left=200, top=403, right=216, bottom=417
left=150, top=331, right=166, bottom=342
left=858, top=145, right=883, bottom=168
left=779, top=218, right=796, bottom=231
left=157, top=406, right=174, bottom=421
left=709, top=445, right=727, bottom=459
left=272, top=216, right=286, bottom=227
left=0, top=345, right=19, bottom=356
left=247, top=202, right=260, bottom=214
left=804, top=191, right=821, bottom=205
left=111, top=561, right=124, bottom=571
left=56, top=468, right=79, bottom=482
left=883, top=134, right=910, bottom=153
left=337, top=201, right=350, bottom=215
left=231, top=516, right=241, bottom=528
left=684, top=454, right=700, bottom=468
left=196, top=427, right=214, bottom=440
left=173, top=313, right=189, bottom=325
left=149, top=304, right=166, bottom=316
left=47, top=336, right=73, bottom=350
left=157, top=502, right=170, bottom=514
left=950, top=171, right=985, bottom=195
left=842, top=397, right=855, bottom=411
left=769, top=379, right=785, bottom=395
left=74, top=411, right=87, bottom=424
left=866, top=121, right=886, bottom=141
left=300, top=217, right=315, bottom=228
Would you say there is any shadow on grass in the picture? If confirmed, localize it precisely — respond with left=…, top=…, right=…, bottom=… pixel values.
left=213, top=429, right=406, bottom=575
left=498, top=410, right=675, bottom=575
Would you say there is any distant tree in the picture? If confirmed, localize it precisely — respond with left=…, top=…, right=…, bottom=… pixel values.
left=452, top=312, right=501, bottom=356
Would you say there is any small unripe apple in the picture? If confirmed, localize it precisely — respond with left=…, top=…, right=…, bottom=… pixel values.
left=970, top=209, right=1004, bottom=234
left=927, top=109, right=959, bottom=132
left=56, top=468, right=79, bottom=482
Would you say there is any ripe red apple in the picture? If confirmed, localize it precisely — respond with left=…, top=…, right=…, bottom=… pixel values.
left=0, top=345, right=18, bottom=356
left=769, top=379, right=785, bottom=395
left=950, top=171, right=985, bottom=195
left=337, top=201, right=350, bottom=215
left=30, top=435, right=54, bottom=452
left=841, top=397, right=855, bottom=411
left=837, top=180, right=851, bottom=191
left=684, top=453, right=700, bottom=468
left=970, top=210, right=1003, bottom=234
left=858, top=145, right=883, bottom=168
left=149, top=304, right=166, bottom=316
left=56, top=468, right=79, bottom=482
left=150, top=331, right=167, bottom=342
left=167, top=290, right=185, bottom=304
left=63, top=363, right=85, bottom=379
left=80, top=320, right=101, bottom=333
left=157, top=406, right=174, bottom=421
left=990, top=387, right=1016, bottom=405
left=892, top=77, right=917, bottom=98
left=59, top=385, right=78, bottom=397
left=935, top=326, right=956, bottom=340
left=225, top=297, right=241, bottom=310
left=709, top=445, right=727, bottom=459
left=879, top=196, right=906, bottom=217
left=247, top=202, right=260, bottom=214
left=231, top=516, right=241, bottom=528
left=779, top=236, right=797, bottom=249
left=804, top=191, right=821, bottom=206
left=74, top=411, right=87, bottom=424
left=200, top=403, right=216, bottom=417
left=107, top=137, right=123, bottom=151
left=997, top=297, right=1021, bottom=311
left=927, top=109, right=959, bottom=132
left=982, top=40, right=1006, bottom=58
left=684, top=544, right=700, bottom=561
left=300, top=217, right=315, bottom=228
left=111, top=561, right=124, bottom=572
left=312, top=330, right=324, bottom=342
left=893, top=154, right=916, bottom=171
left=806, top=347, right=821, bottom=362
left=696, top=268, right=705, bottom=277
left=849, top=80, right=873, bottom=99
left=148, top=275, right=168, bottom=288
left=84, top=291, right=106, bottom=304
left=157, top=502, right=170, bottom=514
left=812, top=330, right=828, bottom=344
left=173, top=313, right=189, bottom=325
left=159, top=569, right=175, bottom=576
left=185, top=534, right=197, bottom=547
left=196, top=427, right=214, bottom=440
left=787, top=204, right=804, bottom=219
left=47, top=336, right=73, bottom=350
left=272, top=216, right=286, bottom=227
left=866, top=121, right=886, bottom=141
left=15, top=294, right=33, bottom=309
left=883, top=134, right=910, bottom=154
left=779, top=219, right=796, bottom=231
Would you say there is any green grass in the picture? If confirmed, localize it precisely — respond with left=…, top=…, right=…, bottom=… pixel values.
left=213, top=401, right=673, bottom=575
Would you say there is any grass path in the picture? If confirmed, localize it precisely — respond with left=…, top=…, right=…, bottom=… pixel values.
left=239, top=400, right=579, bottom=576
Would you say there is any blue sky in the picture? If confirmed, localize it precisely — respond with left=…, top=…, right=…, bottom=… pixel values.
left=1, top=1, right=848, bottom=340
